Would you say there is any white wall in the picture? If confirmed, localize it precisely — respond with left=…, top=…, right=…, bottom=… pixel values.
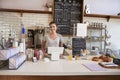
left=107, top=19, right=120, bottom=50
left=0, top=12, right=52, bottom=41
left=84, top=0, right=120, bottom=15
left=0, top=0, right=53, bottom=11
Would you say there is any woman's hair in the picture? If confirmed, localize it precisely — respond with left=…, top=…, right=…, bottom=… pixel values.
left=49, top=21, right=56, bottom=26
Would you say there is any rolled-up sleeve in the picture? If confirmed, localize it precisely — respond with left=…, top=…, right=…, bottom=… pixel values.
left=59, top=34, right=63, bottom=43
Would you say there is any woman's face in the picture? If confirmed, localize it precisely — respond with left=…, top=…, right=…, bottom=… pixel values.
left=49, top=23, right=57, bottom=32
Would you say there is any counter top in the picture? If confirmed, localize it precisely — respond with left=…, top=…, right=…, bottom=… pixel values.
left=0, top=59, right=120, bottom=76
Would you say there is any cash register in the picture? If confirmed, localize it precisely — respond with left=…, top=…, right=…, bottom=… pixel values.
left=48, top=47, right=64, bottom=61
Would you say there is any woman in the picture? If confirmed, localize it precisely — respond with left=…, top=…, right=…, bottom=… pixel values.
left=41, top=21, right=63, bottom=57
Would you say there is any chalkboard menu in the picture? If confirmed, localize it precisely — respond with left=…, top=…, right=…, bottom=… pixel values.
left=54, top=0, right=83, bottom=35
left=72, top=38, right=86, bottom=56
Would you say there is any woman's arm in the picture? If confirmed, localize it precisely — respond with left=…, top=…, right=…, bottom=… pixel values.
left=59, top=41, right=63, bottom=47
left=59, top=34, right=63, bottom=47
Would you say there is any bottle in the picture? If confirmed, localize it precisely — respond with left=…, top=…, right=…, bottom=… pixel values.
left=21, top=26, right=25, bottom=34
left=68, top=54, right=72, bottom=60
left=21, top=23, right=25, bottom=39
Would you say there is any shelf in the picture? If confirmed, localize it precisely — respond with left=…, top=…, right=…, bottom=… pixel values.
left=86, top=39, right=105, bottom=42
left=87, top=27, right=106, bottom=29
left=0, top=8, right=52, bottom=14
left=84, top=14, right=120, bottom=22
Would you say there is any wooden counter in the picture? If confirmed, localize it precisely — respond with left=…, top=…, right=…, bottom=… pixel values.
left=0, top=59, right=120, bottom=80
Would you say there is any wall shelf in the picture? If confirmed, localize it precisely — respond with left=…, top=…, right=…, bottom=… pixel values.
left=87, top=27, right=106, bottom=30
left=84, top=14, right=120, bottom=22
left=0, top=8, right=52, bottom=16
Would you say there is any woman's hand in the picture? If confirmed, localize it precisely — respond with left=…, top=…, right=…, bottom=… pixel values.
left=43, top=52, right=49, bottom=57
left=60, top=54, right=65, bottom=59
left=43, top=53, right=51, bottom=58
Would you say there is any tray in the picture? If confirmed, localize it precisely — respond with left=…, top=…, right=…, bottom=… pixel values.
left=98, top=62, right=120, bottom=69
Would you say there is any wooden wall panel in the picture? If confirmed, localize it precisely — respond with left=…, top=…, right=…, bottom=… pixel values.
left=0, top=75, right=120, bottom=80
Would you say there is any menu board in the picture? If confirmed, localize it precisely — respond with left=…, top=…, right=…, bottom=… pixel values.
left=54, top=0, right=83, bottom=35
left=72, top=38, right=86, bottom=56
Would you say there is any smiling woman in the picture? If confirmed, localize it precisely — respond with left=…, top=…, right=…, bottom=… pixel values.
left=41, top=21, right=63, bottom=57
